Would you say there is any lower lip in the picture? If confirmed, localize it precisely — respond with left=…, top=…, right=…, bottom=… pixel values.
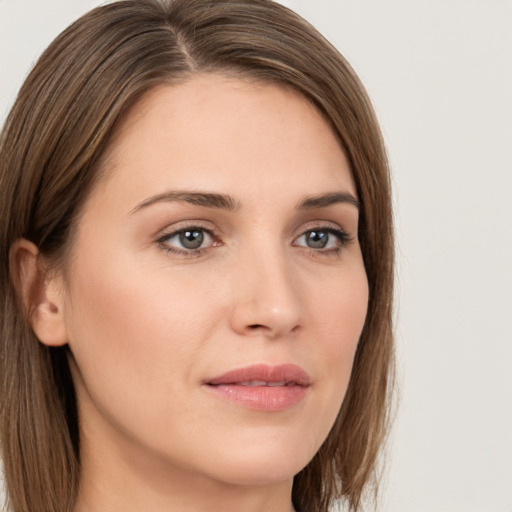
left=204, top=384, right=308, bottom=411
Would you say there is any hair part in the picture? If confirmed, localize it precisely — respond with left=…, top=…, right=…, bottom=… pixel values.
left=0, top=1, right=394, bottom=511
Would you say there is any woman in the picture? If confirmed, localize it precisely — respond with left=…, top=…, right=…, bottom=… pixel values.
left=0, top=1, right=394, bottom=511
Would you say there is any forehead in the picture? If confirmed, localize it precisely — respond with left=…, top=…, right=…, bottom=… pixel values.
left=91, top=74, right=354, bottom=209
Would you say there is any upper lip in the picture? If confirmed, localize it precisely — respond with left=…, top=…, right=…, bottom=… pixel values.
left=205, top=364, right=311, bottom=387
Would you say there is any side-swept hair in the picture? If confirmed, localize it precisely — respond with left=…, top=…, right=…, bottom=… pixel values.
left=0, top=1, right=394, bottom=511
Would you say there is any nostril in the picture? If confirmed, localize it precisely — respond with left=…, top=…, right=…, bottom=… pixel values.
left=248, top=324, right=266, bottom=330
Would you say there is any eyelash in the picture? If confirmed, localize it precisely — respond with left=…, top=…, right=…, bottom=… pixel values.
left=156, top=223, right=353, bottom=258
left=156, top=222, right=218, bottom=258
left=293, top=226, right=353, bottom=257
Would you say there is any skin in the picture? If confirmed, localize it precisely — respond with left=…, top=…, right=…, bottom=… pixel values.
left=21, top=75, right=369, bottom=512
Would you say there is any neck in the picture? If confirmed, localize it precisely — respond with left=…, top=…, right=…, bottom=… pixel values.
left=74, top=473, right=295, bottom=512
left=73, top=430, right=296, bottom=512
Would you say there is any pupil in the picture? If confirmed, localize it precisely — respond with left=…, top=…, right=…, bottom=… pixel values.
left=307, top=230, right=328, bottom=248
left=179, top=230, right=204, bottom=249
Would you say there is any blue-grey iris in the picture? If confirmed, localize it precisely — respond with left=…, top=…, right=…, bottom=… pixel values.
left=179, top=230, right=204, bottom=249
left=306, top=230, right=328, bottom=248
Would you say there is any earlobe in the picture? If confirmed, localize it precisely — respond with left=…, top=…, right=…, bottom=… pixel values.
left=9, top=239, right=68, bottom=347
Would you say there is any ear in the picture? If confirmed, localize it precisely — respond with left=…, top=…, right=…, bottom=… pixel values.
left=9, top=239, right=68, bottom=347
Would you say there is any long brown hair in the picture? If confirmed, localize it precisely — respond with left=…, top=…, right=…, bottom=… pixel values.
left=0, top=1, right=394, bottom=511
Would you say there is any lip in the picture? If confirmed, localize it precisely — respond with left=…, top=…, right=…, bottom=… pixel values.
left=203, top=364, right=311, bottom=411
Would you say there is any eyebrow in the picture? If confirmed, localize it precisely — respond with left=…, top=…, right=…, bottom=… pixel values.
left=130, top=190, right=360, bottom=215
left=297, top=192, right=360, bottom=210
left=130, top=191, right=241, bottom=214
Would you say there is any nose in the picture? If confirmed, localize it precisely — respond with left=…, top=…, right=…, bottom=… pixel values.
left=229, top=249, right=303, bottom=340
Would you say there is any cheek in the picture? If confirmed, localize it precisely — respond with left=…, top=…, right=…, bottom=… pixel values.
left=63, top=249, right=222, bottom=423
left=304, top=264, right=368, bottom=428
left=310, top=261, right=368, bottom=355
left=66, top=244, right=217, bottom=344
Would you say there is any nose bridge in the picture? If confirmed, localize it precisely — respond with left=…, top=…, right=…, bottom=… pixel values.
left=230, top=235, right=303, bottom=338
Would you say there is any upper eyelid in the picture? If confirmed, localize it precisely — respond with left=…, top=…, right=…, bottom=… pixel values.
left=155, top=221, right=216, bottom=239
left=298, top=220, right=342, bottom=229
left=155, top=220, right=351, bottom=238
left=294, top=227, right=352, bottom=243
left=156, top=225, right=217, bottom=256
left=294, top=220, right=351, bottom=235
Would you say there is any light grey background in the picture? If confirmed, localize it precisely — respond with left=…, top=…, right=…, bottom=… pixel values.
left=1, top=1, right=511, bottom=511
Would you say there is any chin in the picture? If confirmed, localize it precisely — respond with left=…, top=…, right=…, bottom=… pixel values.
left=209, top=461, right=304, bottom=488
left=195, top=436, right=315, bottom=487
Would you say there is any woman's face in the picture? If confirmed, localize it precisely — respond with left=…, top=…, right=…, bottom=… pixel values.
left=59, top=75, right=368, bottom=489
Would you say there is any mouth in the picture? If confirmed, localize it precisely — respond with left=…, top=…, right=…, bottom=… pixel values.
left=227, top=380, right=296, bottom=387
left=203, top=364, right=311, bottom=411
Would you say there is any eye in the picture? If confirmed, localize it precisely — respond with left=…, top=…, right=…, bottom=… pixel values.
left=158, top=226, right=216, bottom=253
left=294, top=227, right=351, bottom=251
left=176, top=229, right=208, bottom=249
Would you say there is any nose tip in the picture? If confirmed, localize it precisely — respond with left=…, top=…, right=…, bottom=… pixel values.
left=232, top=300, right=302, bottom=340
left=229, top=257, right=303, bottom=340
left=244, top=310, right=301, bottom=339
